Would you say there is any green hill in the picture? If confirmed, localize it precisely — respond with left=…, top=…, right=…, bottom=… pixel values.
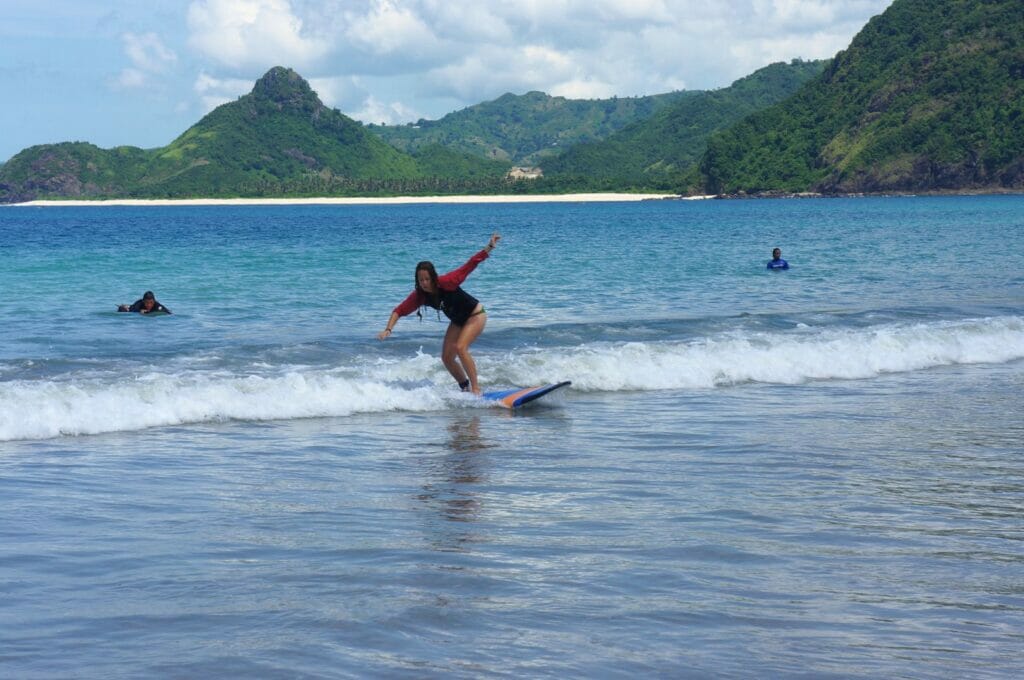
left=0, top=67, right=509, bottom=202
left=371, top=90, right=696, bottom=165
left=0, top=143, right=154, bottom=202
left=699, top=0, right=1024, bottom=194
left=539, top=60, right=826, bottom=191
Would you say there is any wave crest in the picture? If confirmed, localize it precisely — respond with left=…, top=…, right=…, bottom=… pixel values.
left=2, top=316, right=1021, bottom=441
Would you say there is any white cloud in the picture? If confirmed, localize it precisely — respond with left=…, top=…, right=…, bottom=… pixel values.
left=113, top=32, right=177, bottom=89
left=0, top=0, right=901, bottom=163
left=194, top=71, right=254, bottom=112
left=115, top=68, right=147, bottom=89
left=753, top=0, right=835, bottom=26
left=306, top=75, right=422, bottom=124
left=415, top=1, right=513, bottom=44
left=550, top=78, right=617, bottom=100
left=343, top=0, right=440, bottom=55
left=183, top=0, right=894, bottom=120
left=124, top=32, right=177, bottom=72
left=307, top=75, right=373, bottom=112
left=426, top=43, right=582, bottom=101
left=307, top=76, right=348, bottom=109
left=187, top=0, right=330, bottom=70
left=590, top=0, right=675, bottom=25
left=349, top=94, right=419, bottom=126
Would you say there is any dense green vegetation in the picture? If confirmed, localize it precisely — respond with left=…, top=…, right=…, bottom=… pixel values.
left=540, top=60, right=826, bottom=192
left=371, top=90, right=695, bottom=165
left=699, top=0, right=1024, bottom=194
left=0, top=142, right=153, bottom=200
left=5, top=2, right=1022, bottom=204
left=0, top=67, right=511, bottom=202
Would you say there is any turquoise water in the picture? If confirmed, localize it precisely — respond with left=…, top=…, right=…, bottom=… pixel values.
left=1, top=196, right=1023, bottom=677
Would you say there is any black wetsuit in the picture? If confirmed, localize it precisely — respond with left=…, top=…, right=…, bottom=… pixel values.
left=126, top=299, right=172, bottom=314
left=392, top=249, right=488, bottom=326
left=426, top=288, right=479, bottom=326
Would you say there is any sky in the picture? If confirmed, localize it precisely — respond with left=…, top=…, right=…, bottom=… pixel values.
left=1, top=0, right=895, bottom=162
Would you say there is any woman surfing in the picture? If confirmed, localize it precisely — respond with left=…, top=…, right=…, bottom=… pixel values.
left=378, top=233, right=500, bottom=394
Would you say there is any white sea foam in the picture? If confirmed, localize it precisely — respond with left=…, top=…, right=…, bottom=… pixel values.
left=1, top=316, right=1021, bottom=441
left=0, top=371, right=448, bottom=441
left=511, top=315, right=1024, bottom=391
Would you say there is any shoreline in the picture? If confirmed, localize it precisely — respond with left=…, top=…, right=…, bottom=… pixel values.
left=5, top=188, right=1019, bottom=207
left=8, top=193, right=690, bottom=207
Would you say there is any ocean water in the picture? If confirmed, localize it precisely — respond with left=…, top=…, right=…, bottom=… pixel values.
left=1, top=196, right=1022, bottom=678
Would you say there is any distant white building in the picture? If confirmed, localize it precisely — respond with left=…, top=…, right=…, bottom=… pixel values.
left=507, top=166, right=543, bottom=180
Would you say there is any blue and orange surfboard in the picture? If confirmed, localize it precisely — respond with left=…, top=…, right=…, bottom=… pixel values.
left=481, top=381, right=571, bottom=409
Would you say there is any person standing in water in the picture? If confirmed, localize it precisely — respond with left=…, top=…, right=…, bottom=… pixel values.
left=767, top=247, right=789, bottom=270
left=378, top=233, right=500, bottom=394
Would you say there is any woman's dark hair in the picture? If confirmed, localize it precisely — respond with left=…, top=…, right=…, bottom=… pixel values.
left=414, top=261, right=439, bottom=320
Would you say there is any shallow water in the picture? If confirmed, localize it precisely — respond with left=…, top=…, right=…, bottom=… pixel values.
left=1, top=196, right=1023, bottom=677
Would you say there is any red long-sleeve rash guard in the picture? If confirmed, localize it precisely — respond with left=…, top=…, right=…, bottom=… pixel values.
left=392, top=249, right=489, bottom=322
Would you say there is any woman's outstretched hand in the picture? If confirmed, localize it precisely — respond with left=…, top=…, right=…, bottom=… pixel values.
left=487, top=232, right=501, bottom=251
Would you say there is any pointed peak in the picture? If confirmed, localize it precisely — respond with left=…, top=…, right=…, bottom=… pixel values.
left=251, top=66, right=322, bottom=110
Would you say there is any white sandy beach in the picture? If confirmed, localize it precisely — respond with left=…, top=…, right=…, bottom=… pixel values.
left=11, top=193, right=704, bottom=207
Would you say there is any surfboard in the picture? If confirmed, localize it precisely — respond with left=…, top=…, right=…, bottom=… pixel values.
left=481, top=381, right=571, bottom=409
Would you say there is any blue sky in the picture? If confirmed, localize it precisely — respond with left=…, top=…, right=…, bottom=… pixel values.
left=1, top=0, right=893, bottom=162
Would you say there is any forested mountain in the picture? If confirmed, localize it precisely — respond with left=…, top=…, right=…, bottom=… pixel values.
left=6, top=0, right=1020, bottom=206
left=539, top=60, right=826, bottom=191
left=698, top=0, right=1024, bottom=194
left=371, top=90, right=696, bottom=165
left=0, top=68, right=509, bottom=202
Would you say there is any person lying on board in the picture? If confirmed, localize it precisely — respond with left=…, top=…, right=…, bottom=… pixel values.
left=767, top=247, right=790, bottom=270
left=118, top=290, right=172, bottom=314
left=378, top=232, right=500, bottom=395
